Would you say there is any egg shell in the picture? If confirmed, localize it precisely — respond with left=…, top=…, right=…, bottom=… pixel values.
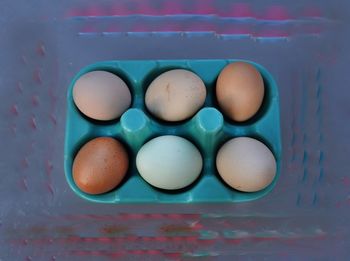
left=216, top=62, right=264, bottom=122
left=73, top=137, right=129, bottom=195
left=73, top=71, right=131, bottom=121
left=136, top=135, right=203, bottom=190
left=145, top=69, right=206, bottom=122
left=216, top=137, right=276, bottom=192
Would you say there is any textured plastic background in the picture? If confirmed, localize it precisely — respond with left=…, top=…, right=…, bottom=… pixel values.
left=1, top=0, right=349, bottom=260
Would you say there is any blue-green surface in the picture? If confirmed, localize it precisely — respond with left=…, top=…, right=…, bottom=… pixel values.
left=64, top=59, right=281, bottom=203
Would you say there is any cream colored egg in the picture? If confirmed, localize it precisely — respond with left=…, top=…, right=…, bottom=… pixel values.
left=216, top=62, right=264, bottom=122
left=216, top=137, right=276, bottom=192
left=145, top=69, right=206, bottom=122
left=73, top=71, right=131, bottom=121
left=136, top=135, right=203, bottom=190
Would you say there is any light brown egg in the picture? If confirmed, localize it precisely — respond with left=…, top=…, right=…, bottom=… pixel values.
left=145, top=69, right=206, bottom=122
left=216, top=62, right=264, bottom=122
left=72, top=137, right=129, bottom=195
left=216, top=137, right=276, bottom=192
left=73, top=71, right=131, bottom=121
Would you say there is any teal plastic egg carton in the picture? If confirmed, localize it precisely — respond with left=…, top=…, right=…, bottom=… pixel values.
left=64, top=59, right=281, bottom=203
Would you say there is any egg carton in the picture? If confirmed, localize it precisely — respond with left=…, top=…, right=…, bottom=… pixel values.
left=64, top=59, right=281, bottom=203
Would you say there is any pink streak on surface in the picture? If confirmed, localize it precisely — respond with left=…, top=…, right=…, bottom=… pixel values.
left=263, top=5, right=292, bottom=20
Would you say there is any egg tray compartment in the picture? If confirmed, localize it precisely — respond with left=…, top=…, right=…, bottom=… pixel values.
left=64, top=59, right=281, bottom=203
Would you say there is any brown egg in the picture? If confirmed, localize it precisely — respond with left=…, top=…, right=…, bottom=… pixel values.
left=216, top=62, right=264, bottom=122
left=72, top=137, right=129, bottom=195
left=73, top=71, right=131, bottom=121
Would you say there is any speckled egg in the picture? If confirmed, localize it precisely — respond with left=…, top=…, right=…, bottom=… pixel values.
left=145, top=69, right=206, bottom=122
left=72, top=137, right=129, bottom=195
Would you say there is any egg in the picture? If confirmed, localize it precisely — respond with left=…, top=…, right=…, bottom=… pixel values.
left=73, top=71, right=131, bottom=121
left=216, top=137, right=276, bottom=192
left=136, top=135, right=203, bottom=190
left=145, top=69, right=206, bottom=122
left=216, top=62, right=264, bottom=122
left=72, top=137, right=129, bottom=195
